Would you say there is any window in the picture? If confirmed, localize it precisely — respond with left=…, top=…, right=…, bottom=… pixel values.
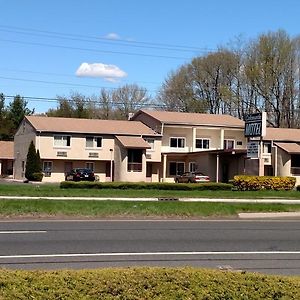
left=128, top=149, right=143, bottom=172
left=170, top=137, right=185, bottom=148
left=189, top=162, right=196, bottom=172
left=196, top=138, right=210, bottom=149
left=43, top=161, right=53, bottom=177
left=169, top=162, right=185, bottom=176
left=86, top=162, right=94, bottom=171
left=54, top=135, right=71, bottom=147
left=237, top=141, right=243, bottom=146
left=22, top=161, right=25, bottom=172
left=263, top=142, right=271, bottom=153
left=85, top=136, right=102, bottom=148
left=224, top=139, right=235, bottom=149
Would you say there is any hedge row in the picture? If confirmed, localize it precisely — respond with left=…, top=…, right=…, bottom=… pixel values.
left=233, top=175, right=296, bottom=191
left=60, top=181, right=232, bottom=191
left=0, top=267, right=299, bottom=299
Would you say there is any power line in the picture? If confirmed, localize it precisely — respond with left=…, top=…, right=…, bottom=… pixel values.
left=0, top=38, right=190, bottom=60
left=0, top=76, right=159, bottom=94
left=0, top=24, right=215, bottom=53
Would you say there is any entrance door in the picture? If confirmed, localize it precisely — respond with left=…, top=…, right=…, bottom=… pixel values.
left=222, top=162, right=229, bottom=183
left=64, top=162, right=73, bottom=174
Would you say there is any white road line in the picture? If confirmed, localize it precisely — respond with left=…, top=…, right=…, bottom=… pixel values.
left=0, top=231, right=47, bottom=234
left=0, top=251, right=300, bottom=259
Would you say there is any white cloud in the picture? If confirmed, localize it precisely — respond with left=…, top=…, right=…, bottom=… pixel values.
left=105, top=32, right=121, bottom=40
left=76, top=62, right=127, bottom=82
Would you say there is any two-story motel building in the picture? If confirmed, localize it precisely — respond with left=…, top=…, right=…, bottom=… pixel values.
left=13, top=110, right=300, bottom=183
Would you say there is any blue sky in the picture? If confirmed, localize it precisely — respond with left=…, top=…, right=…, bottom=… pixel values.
left=0, top=0, right=299, bottom=113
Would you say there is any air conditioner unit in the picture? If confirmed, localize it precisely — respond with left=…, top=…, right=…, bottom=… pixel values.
left=57, top=151, right=67, bottom=157
left=263, top=156, right=271, bottom=165
left=89, top=152, right=99, bottom=158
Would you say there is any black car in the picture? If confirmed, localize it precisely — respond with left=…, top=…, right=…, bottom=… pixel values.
left=65, top=168, right=95, bottom=182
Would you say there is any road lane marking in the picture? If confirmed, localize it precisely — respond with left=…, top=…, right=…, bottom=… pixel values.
left=1, top=251, right=300, bottom=259
left=0, top=231, right=47, bottom=234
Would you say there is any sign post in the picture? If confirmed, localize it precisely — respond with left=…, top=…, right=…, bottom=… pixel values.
left=244, top=112, right=267, bottom=176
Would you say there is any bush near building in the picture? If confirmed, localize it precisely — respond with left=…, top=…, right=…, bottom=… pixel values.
left=60, top=181, right=232, bottom=191
left=25, top=141, right=43, bottom=182
left=233, top=175, right=296, bottom=191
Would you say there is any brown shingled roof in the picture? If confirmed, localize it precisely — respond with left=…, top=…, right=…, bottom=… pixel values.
left=26, top=116, right=158, bottom=136
left=135, top=109, right=244, bottom=127
left=264, top=127, right=300, bottom=142
left=0, top=141, right=14, bottom=159
left=116, top=136, right=151, bottom=149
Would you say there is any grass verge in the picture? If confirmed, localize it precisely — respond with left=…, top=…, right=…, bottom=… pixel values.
left=0, top=199, right=300, bottom=218
left=1, top=183, right=300, bottom=199
left=0, top=267, right=299, bottom=299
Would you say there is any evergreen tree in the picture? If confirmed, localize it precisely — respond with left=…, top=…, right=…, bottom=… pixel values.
left=25, top=141, right=42, bottom=181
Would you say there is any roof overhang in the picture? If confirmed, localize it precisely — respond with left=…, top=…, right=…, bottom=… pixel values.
left=274, top=142, right=300, bottom=154
left=116, top=136, right=151, bottom=149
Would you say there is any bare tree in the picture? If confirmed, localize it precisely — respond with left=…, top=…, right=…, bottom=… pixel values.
left=112, top=84, right=151, bottom=119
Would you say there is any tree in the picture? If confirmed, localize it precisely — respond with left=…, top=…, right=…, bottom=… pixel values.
left=25, top=141, right=42, bottom=181
left=47, top=92, right=91, bottom=118
left=112, top=84, right=152, bottom=119
left=7, top=95, right=34, bottom=136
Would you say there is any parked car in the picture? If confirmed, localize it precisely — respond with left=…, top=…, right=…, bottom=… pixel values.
left=65, top=168, right=95, bottom=182
left=175, top=172, right=210, bottom=183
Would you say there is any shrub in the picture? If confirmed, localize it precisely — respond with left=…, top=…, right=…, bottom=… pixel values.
left=32, top=172, right=44, bottom=182
left=60, top=181, right=232, bottom=191
left=25, top=141, right=42, bottom=181
left=233, top=175, right=296, bottom=191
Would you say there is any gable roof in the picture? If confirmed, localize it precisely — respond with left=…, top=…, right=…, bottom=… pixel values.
left=133, top=109, right=244, bottom=128
left=25, top=116, right=159, bottom=137
left=0, top=141, right=14, bottom=159
left=264, top=127, right=300, bottom=142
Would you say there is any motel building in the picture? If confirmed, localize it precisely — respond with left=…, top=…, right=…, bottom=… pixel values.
left=12, top=110, right=300, bottom=184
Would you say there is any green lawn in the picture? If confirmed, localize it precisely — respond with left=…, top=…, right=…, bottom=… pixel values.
left=1, top=182, right=300, bottom=218
left=0, top=199, right=300, bottom=218
left=1, top=182, right=300, bottom=199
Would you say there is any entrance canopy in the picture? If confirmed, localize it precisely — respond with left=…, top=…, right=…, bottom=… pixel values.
left=275, top=142, right=300, bottom=154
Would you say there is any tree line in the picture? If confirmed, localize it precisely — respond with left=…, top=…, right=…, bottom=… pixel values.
left=1, top=30, right=300, bottom=141
left=158, top=30, right=300, bottom=128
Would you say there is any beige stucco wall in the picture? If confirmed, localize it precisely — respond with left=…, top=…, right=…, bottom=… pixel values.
left=161, top=126, right=246, bottom=153
left=114, top=139, right=147, bottom=182
left=14, top=119, right=37, bottom=180
left=277, top=148, right=291, bottom=177
left=37, top=133, right=115, bottom=161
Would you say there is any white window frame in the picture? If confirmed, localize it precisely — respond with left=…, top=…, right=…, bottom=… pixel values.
left=86, top=162, right=94, bottom=171
left=85, top=136, right=102, bottom=149
left=195, top=138, right=210, bottom=149
left=43, top=161, right=53, bottom=177
left=224, top=139, right=235, bottom=149
left=170, top=137, right=185, bottom=148
left=53, top=135, right=71, bottom=148
left=189, top=162, right=196, bottom=172
left=169, top=161, right=185, bottom=176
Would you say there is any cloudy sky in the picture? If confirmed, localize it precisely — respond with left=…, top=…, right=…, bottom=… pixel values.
left=0, top=0, right=299, bottom=112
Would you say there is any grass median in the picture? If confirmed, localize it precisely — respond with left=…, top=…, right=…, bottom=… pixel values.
left=0, top=199, right=300, bottom=218
left=1, top=182, right=300, bottom=218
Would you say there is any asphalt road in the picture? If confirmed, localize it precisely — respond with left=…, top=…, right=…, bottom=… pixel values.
left=0, top=219, right=300, bottom=275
